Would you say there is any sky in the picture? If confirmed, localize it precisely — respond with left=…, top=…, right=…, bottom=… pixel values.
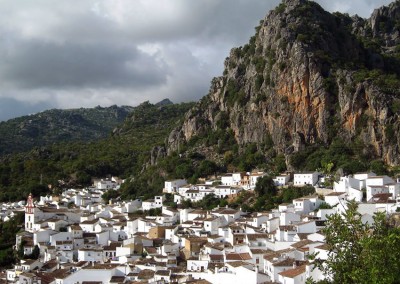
left=0, top=0, right=393, bottom=121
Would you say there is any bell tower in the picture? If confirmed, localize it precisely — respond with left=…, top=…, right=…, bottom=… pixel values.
left=25, top=193, right=35, bottom=232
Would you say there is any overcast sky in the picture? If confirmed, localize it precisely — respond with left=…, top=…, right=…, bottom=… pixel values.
left=0, top=0, right=393, bottom=121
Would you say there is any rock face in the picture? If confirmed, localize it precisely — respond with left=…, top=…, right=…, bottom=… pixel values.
left=167, top=0, right=400, bottom=166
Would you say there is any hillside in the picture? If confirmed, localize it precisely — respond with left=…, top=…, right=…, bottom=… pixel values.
left=165, top=0, right=400, bottom=174
left=0, top=101, right=194, bottom=201
left=0, top=105, right=134, bottom=155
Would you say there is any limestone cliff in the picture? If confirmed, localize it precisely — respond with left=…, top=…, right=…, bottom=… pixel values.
left=167, top=0, right=400, bottom=167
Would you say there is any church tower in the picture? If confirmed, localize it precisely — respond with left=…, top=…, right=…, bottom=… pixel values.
left=25, top=193, right=36, bottom=232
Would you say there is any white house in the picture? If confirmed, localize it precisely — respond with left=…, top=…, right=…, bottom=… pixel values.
left=78, top=248, right=104, bottom=262
left=214, top=186, right=242, bottom=198
left=142, top=196, right=164, bottom=211
left=365, top=175, right=395, bottom=201
left=163, top=179, right=187, bottom=193
left=292, top=196, right=322, bottom=214
left=96, top=179, right=116, bottom=190
left=274, top=174, right=291, bottom=186
left=278, top=264, right=307, bottom=284
left=221, top=174, right=234, bottom=186
left=334, top=176, right=363, bottom=202
left=293, top=172, right=320, bottom=187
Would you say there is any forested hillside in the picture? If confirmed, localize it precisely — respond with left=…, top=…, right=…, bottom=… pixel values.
left=0, top=101, right=194, bottom=201
left=0, top=105, right=134, bottom=155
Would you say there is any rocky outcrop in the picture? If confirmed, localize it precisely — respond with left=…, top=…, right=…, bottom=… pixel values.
left=167, top=0, right=400, bottom=166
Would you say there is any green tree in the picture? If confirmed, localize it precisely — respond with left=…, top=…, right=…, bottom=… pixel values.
left=254, top=176, right=277, bottom=198
left=102, top=190, right=120, bottom=204
left=313, top=201, right=400, bottom=283
left=30, top=245, right=40, bottom=260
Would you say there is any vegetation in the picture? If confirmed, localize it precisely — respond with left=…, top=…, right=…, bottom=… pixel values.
left=311, top=201, right=400, bottom=283
left=0, top=105, right=134, bottom=156
left=230, top=178, right=316, bottom=212
left=0, top=212, right=24, bottom=267
left=289, top=138, right=388, bottom=175
left=0, top=101, right=194, bottom=202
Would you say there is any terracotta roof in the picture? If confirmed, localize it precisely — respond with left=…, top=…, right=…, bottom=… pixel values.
left=83, top=264, right=118, bottom=270
left=290, top=240, right=314, bottom=249
left=138, top=269, right=155, bottom=280
left=209, top=254, right=224, bottom=261
left=279, top=264, right=306, bottom=278
left=227, top=261, right=252, bottom=268
left=315, top=244, right=330, bottom=250
left=325, top=192, right=346, bottom=196
left=279, top=225, right=296, bottom=231
left=250, top=248, right=269, bottom=254
left=298, top=232, right=312, bottom=239
left=70, top=225, right=82, bottom=230
left=104, top=242, right=121, bottom=251
left=81, top=219, right=99, bottom=224
left=41, top=260, right=58, bottom=270
left=225, top=252, right=252, bottom=261
left=110, top=276, right=126, bottom=283
left=272, top=257, right=296, bottom=267
left=50, top=269, right=71, bottom=279
left=155, top=270, right=170, bottom=276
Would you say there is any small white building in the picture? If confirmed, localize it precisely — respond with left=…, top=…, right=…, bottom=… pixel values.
left=96, top=179, right=116, bottom=190
left=274, top=174, right=291, bottom=186
left=163, top=179, right=187, bottom=193
left=293, top=172, right=320, bottom=187
left=142, top=196, right=164, bottom=211
left=78, top=248, right=104, bottom=262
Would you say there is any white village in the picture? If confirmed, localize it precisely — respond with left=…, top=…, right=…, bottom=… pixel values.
left=1, top=170, right=399, bottom=284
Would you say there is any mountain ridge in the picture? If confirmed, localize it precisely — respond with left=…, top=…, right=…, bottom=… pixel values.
left=0, top=105, right=135, bottom=155
left=165, top=0, right=400, bottom=170
left=0, top=98, right=174, bottom=156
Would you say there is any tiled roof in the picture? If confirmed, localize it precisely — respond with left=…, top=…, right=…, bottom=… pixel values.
left=138, top=269, right=155, bottom=280
left=278, top=264, right=306, bottom=278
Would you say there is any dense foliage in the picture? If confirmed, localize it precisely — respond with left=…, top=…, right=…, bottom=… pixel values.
left=290, top=138, right=389, bottom=176
left=312, top=201, right=400, bottom=283
left=0, top=105, right=134, bottom=155
left=0, top=212, right=24, bottom=268
left=0, top=101, right=194, bottom=202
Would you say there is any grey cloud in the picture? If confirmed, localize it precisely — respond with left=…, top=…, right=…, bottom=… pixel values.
left=0, top=0, right=395, bottom=122
left=0, top=38, right=168, bottom=89
left=315, top=0, right=392, bottom=17
left=0, top=97, right=53, bottom=121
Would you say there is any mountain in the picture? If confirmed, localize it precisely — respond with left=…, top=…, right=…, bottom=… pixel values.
left=0, top=101, right=194, bottom=201
left=0, top=105, right=134, bottom=155
left=155, top=98, right=174, bottom=107
left=166, top=0, right=400, bottom=171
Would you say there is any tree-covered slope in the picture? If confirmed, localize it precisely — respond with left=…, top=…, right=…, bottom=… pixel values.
left=0, top=101, right=194, bottom=201
left=0, top=105, right=135, bottom=155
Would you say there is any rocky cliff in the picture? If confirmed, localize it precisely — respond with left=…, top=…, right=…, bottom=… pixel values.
left=167, top=0, right=400, bottom=167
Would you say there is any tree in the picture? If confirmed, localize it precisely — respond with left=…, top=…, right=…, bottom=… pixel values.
left=30, top=245, right=40, bottom=260
left=312, top=201, right=400, bottom=283
left=102, top=190, right=120, bottom=204
left=254, top=176, right=277, bottom=198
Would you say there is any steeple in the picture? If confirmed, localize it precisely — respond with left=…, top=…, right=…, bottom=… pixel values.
left=26, top=193, right=35, bottom=214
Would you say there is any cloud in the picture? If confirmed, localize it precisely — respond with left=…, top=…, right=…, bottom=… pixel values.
left=316, top=0, right=392, bottom=17
left=0, top=38, right=168, bottom=89
left=0, top=97, right=53, bottom=121
left=0, top=0, right=393, bottom=121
